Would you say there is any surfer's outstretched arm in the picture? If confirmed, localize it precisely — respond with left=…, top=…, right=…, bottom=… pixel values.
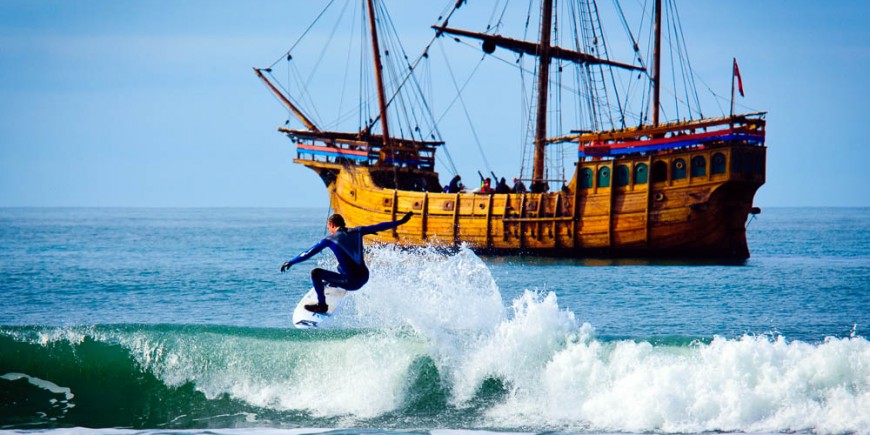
left=280, top=239, right=328, bottom=271
left=358, top=211, right=414, bottom=236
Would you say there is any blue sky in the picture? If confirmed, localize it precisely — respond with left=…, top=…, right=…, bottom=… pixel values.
left=1, top=0, right=868, bottom=207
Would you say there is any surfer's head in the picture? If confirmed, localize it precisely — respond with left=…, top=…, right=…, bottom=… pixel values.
left=327, top=213, right=347, bottom=233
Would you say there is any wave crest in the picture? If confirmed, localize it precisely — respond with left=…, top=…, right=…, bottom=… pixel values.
left=2, top=246, right=869, bottom=433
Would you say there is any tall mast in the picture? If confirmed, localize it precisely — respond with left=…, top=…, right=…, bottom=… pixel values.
left=366, top=0, right=393, bottom=156
left=651, top=0, right=662, bottom=126
left=434, top=0, right=643, bottom=187
left=532, top=0, right=553, bottom=191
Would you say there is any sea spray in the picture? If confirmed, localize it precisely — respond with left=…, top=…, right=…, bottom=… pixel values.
left=2, top=244, right=870, bottom=433
left=3, top=321, right=870, bottom=432
left=341, top=244, right=504, bottom=333
left=301, top=246, right=870, bottom=433
left=118, top=327, right=431, bottom=419
left=452, top=290, right=578, bottom=405
left=482, top=333, right=870, bottom=433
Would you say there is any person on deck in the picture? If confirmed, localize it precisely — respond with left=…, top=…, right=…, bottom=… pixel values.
left=495, top=177, right=511, bottom=194
left=477, top=178, right=493, bottom=194
left=530, top=180, right=549, bottom=193
left=445, top=175, right=463, bottom=193
left=280, top=211, right=413, bottom=313
left=512, top=178, right=528, bottom=193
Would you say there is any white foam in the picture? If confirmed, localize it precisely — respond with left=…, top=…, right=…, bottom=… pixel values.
left=0, top=429, right=336, bottom=435
left=115, top=325, right=430, bottom=419
left=11, top=246, right=868, bottom=434
left=1, top=372, right=76, bottom=419
left=480, top=334, right=870, bottom=433
left=1, top=372, right=74, bottom=401
left=451, top=290, right=578, bottom=404
left=248, top=331, right=427, bottom=418
left=341, top=244, right=505, bottom=333
left=135, top=245, right=870, bottom=433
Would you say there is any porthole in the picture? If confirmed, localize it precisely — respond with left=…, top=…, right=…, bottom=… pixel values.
left=672, top=158, right=687, bottom=180
left=581, top=168, right=594, bottom=189
left=634, top=163, right=649, bottom=184
left=597, top=167, right=611, bottom=188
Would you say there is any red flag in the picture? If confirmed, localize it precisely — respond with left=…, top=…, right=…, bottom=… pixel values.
left=733, top=58, right=744, bottom=97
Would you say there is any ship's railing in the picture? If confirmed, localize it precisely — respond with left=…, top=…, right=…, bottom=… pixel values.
left=560, top=113, right=766, bottom=159
left=280, top=128, right=441, bottom=171
left=578, top=126, right=765, bottom=157
left=295, top=143, right=369, bottom=161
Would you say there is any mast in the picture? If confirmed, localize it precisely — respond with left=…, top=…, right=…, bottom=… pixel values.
left=254, top=67, right=320, bottom=132
left=531, top=0, right=553, bottom=192
left=366, top=0, right=393, bottom=159
left=651, top=0, right=662, bottom=126
left=433, top=1, right=642, bottom=187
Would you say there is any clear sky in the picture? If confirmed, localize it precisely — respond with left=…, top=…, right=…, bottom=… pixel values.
left=1, top=0, right=868, bottom=208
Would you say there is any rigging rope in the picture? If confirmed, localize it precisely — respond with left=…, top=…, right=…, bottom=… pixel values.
left=288, top=44, right=324, bottom=126
left=270, top=0, right=338, bottom=69
left=518, top=55, right=531, bottom=180
left=670, top=0, right=703, bottom=119
left=359, top=7, right=371, bottom=133
left=437, top=39, right=492, bottom=175
left=332, top=0, right=359, bottom=131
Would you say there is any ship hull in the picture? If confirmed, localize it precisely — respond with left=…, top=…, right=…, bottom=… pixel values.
left=300, top=142, right=765, bottom=260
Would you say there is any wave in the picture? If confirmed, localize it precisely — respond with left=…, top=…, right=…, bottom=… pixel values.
left=2, top=246, right=869, bottom=433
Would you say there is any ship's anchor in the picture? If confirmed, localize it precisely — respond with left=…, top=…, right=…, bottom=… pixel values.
left=746, top=207, right=762, bottom=228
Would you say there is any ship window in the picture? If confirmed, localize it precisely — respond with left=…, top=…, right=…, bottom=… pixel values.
left=581, top=168, right=593, bottom=189
left=691, top=156, right=706, bottom=177
left=615, top=165, right=630, bottom=187
left=732, top=151, right=743, bottom=172
left=672, top=158, right=687, bottom=180
left=712, top=153, right=726, bottom=174
left=652, top=160, right=668, bottom=183
left=597, top=167, right=611, bottom=188
left=634, top=163, right=648, bottom=184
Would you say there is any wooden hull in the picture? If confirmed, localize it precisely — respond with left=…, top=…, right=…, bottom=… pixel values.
left=298, top=142, right=765, bottom=259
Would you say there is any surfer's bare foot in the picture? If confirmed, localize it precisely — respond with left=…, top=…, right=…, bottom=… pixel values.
left=305, top=303, right=328, bottom=314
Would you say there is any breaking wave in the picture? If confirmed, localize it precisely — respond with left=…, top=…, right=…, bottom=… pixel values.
left=2, top=246, right=869, bottom=433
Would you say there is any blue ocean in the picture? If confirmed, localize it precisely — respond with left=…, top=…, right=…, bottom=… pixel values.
left=1, top=207, right=868, bottom=434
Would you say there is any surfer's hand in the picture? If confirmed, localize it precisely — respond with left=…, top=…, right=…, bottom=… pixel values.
left=280, top=262, right=292, bottom=272
left=401, top=211, right=414, bottom=223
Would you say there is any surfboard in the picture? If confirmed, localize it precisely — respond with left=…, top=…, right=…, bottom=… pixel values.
left=291, top=286, right=348, bottom=329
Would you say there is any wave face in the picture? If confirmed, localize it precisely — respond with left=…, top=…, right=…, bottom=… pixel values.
left=2, top=246, right=869, bottom=433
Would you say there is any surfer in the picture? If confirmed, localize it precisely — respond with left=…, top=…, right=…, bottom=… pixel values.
left=280, top=211, right=414, bottom=313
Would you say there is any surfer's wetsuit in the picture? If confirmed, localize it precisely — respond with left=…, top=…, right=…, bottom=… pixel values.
left=284, top=213, right=412, bottom=308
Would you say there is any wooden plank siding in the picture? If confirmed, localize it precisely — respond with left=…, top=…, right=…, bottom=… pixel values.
left=319, top=142, right=764, bottom=257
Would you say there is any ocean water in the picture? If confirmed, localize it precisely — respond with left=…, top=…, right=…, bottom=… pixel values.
left=1, top=207, right=868, bottom=434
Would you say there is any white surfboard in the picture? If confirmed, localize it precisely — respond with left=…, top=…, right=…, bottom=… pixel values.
left=292, top=286, right=348, bottom=329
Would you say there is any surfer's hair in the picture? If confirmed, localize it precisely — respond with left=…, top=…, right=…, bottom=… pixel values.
left=328, top=213, right=346, bottom=230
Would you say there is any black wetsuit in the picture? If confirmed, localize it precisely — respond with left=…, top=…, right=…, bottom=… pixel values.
left=284, top=216, right=410, bottom=306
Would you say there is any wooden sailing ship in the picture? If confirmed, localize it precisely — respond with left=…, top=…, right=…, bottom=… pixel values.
left=256, top=0, right=766, bottom=259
